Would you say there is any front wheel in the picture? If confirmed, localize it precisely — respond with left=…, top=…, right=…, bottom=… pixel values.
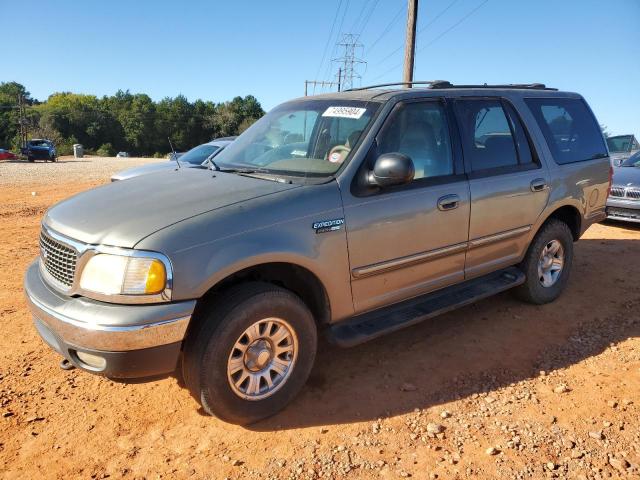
left=513, top=219, right=574, bottom=304
left=182, top=283, right=317, bottom=424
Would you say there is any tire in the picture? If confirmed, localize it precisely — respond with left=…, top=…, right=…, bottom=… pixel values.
left=28, top=156, right=34, bottom=163
left=513, top=219, right=574, bottom=304
left=182, top=282, right=317, bottom=424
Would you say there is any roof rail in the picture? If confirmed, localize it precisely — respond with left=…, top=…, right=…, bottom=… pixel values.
left=345, top=80, right=450, bottom=91
left=345, top=81, right=556, bottom=92
left=429, top=82, right=557, bottom=91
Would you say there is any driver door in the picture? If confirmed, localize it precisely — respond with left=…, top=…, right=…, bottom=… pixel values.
left=343, top=99, right=471, bottom=313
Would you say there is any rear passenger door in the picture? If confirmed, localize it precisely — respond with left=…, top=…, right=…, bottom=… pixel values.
left=453, top=98, right=549, bottom=278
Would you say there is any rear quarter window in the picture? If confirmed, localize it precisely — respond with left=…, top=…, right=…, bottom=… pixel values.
left=525, top=97, right=607, bottom=164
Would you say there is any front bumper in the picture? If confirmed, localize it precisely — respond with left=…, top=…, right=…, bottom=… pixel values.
left=28, top=149, right=52, bottom=159
left=606, top=197, right=640, bottom=223
left=24, top=260, right=196, bottom=378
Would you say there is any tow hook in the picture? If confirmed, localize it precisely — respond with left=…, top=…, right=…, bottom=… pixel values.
left=59, top=358, right=75, bottom=371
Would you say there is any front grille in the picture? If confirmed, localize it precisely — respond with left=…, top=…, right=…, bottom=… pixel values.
left=610, top=186, right=625, bottom=197
left=39, top=230, right=78, bottom=288
left=627, top=189, right=640, bottom=200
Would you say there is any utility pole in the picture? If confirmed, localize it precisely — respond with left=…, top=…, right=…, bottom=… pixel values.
left=304, top=79, right=341, bottom=96
left=17, top=94, right=27, bottom=148
left=403, top=0, right=418, bottom=87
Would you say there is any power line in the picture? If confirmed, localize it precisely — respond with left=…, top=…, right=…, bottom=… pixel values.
left=370, top=0, right=489, bottom=82
left=350, top=0, right=373, bottom=33
left=314, top=0, right=344, bottom=82
left=324, top=0, right=352, bottom=81
left=367, top=3, right=405, bottom=54
left=356, top=0, right=382, bottom=37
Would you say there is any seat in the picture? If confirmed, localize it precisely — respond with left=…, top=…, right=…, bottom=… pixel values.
left=479, top=135, right=517, bottom=169
left=398, top=122, right=447, bottom=178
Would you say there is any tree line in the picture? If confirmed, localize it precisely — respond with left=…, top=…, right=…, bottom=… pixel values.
left=0, top=81, right=265, bottom=157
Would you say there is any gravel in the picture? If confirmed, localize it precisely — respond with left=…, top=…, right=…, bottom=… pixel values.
left=0, top=156, right=159, bottom=186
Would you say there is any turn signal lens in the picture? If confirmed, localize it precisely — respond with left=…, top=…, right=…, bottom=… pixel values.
left=122, top=258, right=167, bottom=294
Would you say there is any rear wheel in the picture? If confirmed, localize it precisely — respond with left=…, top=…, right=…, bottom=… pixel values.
left=514, top=219, right=574, bottom=304
left=182, top=282, right=317, bottom=424
left=27, top=156, right=34, bottom=163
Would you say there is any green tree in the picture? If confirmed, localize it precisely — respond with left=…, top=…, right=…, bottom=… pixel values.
left=0, top=81, right=31, bottom=149
left=0, top=82, right=265, bottom=157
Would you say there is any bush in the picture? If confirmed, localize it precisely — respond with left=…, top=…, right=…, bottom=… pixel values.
left=153, top=152, right=165, bottom=158
left=55, top=135, right=78, bottom=156
left=96, top=143, right=115, bottom=157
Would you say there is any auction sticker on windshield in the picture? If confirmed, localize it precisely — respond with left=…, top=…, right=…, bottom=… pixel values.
left=322, top=106, right=367, bottom=119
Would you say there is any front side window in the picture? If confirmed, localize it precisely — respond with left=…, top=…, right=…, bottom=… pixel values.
left=454, top=99, right=519, bottom=172
left=525, top=97, right=607, bottom=164
left=376, top=101, right=454, bottom=180
left=213, top=100, right=379, bottom=177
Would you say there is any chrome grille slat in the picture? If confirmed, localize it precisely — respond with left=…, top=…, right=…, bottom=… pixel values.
left=39, top=230, right=77, bottom=287
left=627, top=189, right=640, bottom=200
left=610, top=186, right=625, bottom=197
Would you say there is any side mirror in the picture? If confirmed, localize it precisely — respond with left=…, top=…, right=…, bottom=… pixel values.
left=368, top=153, right=415, bottom=187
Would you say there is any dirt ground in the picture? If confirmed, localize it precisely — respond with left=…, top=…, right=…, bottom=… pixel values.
left=0, top=158, right=639, bottom=479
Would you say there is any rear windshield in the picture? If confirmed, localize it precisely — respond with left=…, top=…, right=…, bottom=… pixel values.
left=178, top=144, right=220, bottom=165
left=525, top=98, right=607, bottom=164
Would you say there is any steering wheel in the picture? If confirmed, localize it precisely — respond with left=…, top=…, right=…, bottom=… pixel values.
left=326, top=145, right=351, bottom=164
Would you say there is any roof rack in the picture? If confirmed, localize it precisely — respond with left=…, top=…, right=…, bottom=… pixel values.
left=345, top=81, right=557, bottom=92
left=345, top=80, right=450, bottom=91
left=430, top=82, right=557, bottom=91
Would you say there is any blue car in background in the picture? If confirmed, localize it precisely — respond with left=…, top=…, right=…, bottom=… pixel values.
left=22, top=139, right=57, bottom=162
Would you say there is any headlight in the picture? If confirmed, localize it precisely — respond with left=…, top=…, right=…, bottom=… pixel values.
left=79, top=253, right=168, bottom=297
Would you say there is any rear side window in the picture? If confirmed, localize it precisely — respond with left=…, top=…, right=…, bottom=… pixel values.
left=525, top=98, right=607, bottom=164
left=454, top=99, right=519, bottom=172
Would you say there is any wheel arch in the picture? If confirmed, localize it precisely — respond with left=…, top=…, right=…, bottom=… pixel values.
left=187, top=262, right=332, bottom=343
left=535, top=203, right=582, bottom=242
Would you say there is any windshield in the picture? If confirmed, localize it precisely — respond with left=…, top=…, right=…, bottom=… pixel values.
left=178, top=144, right=220, bottom=165
left=607, top=135, right=634, bottom=153
left=29, top=140, right=49, bottom=147
left=620, top=151, right=640, bottom=167
left=212, top=99, right=379, bottom=177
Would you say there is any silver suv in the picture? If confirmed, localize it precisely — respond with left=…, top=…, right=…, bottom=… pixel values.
left=25, top=82, right=610, bottom=424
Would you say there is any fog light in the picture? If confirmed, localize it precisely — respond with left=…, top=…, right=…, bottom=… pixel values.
left=76, top=351, right=107, bottom=370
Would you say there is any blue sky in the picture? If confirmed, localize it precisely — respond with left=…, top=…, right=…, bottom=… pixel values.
left=2, top=0, right=639, bottom=137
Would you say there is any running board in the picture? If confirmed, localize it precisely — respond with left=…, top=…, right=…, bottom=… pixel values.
left=327, top=267, right=525, bottom=347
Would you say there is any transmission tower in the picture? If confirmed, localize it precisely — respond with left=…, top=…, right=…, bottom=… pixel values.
left=332, top=34, right=366, bottom=91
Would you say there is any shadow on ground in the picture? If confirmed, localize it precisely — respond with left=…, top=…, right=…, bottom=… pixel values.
left=244, top=237, right=640, bottom=431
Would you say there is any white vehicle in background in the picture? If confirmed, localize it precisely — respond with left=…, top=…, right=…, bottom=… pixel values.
left=607, top=134, right=640, bottom=164
left=116, top=152, right=130, bottom=158
left=111, top=137, right=236, bottom=181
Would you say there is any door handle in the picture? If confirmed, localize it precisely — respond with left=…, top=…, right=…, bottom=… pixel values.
left=530, top=178, right=547, bottom=192
left=437, top=194, right=460, bottom=211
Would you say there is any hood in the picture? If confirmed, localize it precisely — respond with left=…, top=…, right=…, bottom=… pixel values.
left=44, top=168, right=298, bottom=248
left=611, top=166, right=640, bottom=188
left=111, top=161, right=190, bottom=181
